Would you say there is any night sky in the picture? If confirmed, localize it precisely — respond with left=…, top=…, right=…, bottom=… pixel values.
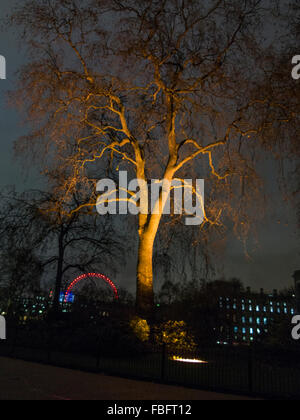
left=0, top=0, right=298, bottom=293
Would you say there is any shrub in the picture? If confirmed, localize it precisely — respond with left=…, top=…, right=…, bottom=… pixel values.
left=129, top=317, right=150, bottom=342
left=154, top=320, right=196, bottom=352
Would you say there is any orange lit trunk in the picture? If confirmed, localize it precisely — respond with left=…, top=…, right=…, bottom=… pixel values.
left=136, top=230, right=155, bottom=318
left=135, top=168, right=176, bottom=318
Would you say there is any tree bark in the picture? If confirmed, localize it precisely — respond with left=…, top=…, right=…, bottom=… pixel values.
left=53, top=227, right=65, bottom=314
left=136, top=231, right=155, bottom=318
left=135, top=170, right=176, bottom=318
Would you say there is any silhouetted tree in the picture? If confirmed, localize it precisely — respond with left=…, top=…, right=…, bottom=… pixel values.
left=0, top=188, right=124, bottom=313
left=0, top=247, right=43, bottom=315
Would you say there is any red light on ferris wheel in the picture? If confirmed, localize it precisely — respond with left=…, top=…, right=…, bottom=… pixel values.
left=64, top=273, right=119, bottom=303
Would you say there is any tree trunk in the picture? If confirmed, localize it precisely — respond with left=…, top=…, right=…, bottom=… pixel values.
left=53, top=257, right=63, bottom=313
left=53, top=227, right=65, bottom=314
left=136, top=231, right=155, bottom=318
left=135, top=171, right=176, bottom=319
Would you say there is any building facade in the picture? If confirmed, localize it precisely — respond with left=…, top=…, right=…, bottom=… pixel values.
left=217, top=288, right=296, bottom=345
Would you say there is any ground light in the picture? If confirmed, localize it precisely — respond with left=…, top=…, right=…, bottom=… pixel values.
left=171, top=356, right=208, bottom=364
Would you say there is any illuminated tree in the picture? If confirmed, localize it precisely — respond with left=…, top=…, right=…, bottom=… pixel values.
left=10, top=0, right=299, bottom=317
left=288, top=1, right=300, bottom=225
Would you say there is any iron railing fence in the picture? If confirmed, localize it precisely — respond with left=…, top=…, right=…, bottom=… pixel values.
left=1, top=324, right=300, bottom=399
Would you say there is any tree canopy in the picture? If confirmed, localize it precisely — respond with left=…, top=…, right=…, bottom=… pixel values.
left=8, top=0, right=300, bottom=315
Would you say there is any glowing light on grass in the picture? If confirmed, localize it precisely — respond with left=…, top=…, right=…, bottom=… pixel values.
left=171, top=356, right=208, bottom=364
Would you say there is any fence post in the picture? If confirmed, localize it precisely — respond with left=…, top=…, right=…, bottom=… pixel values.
left=47, top=324, right=52, bottom=364
left=96, top=332, right=102, bottom=369
left=248, top=344, right=253, bottom=394
left=161, top=343, right=166, bottom=381
left=96, top=347, right=100, bottom=369
left=10, top=325, right=18, bottom=357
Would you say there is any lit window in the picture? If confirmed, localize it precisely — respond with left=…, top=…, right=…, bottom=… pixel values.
left=249, top=306, right=253, bottom=312
left=234, top=327, right=239, bottom=333
left=257, top=328, right=261, bottom=334
left=242, top=305, right=245, bottom=311
left=249, top=317, right=253, bottom=324
left=242, top=317, right=246, bottom=324
left=256, top=318, right=260, bottom=325
left=242, top=328, right=246, bottom=334
left=256, top=306, right=260, bottom=312
left=263, top=318, right=268, bottom=325
left=291, top=309, right=295, bottom=315
left=270, top=307, right=274, bottom=313
left=250, top=328, right=254, bottom=335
